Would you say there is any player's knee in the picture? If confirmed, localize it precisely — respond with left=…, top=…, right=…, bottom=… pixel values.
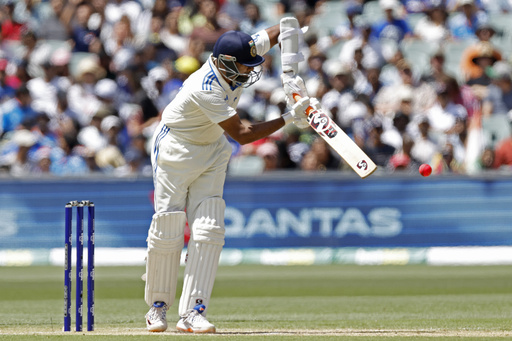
left=147, top=211, right=187, bottom=251
left=191, top=198, right=226, bottom=246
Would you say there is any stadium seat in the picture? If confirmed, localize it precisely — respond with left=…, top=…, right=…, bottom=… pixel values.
left=228, top=155, right=265, bottom=175
left=400, top=40, right=438, bottom=75
left=482, top=114, right=512, bottom=148
left=362, top=0, right=385, bottom=23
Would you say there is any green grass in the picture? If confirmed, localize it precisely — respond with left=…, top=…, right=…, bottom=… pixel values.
left=0, top=265, right=511, bottom=340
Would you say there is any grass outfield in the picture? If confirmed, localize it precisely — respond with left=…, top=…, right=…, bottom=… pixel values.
left=0, top=265, right=511, bottom=340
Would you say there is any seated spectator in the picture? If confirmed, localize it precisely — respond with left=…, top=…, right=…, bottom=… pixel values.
left=0, top=0, right=26, bottom=41
left=189, top=0, right=229, bottom=52
left=239, top=3, right=268, bottom=35
left=414, top=0, right=451, bottom=44
left=329, top=2, right=364, bottom=42
left=32, top=146, right=53, bottom=175
left=37, top=0, right=69, bottom=40
left=492, top=129, right=512, bottom=169
left=363, top=118, right=396, bottom=168
left=67, top=56, right=105, bottom=126
left=426, top=82, right=468, bottom=134
left=460, top=23, right=501, bottom=85
left=0, top=59, right=16, bottom=103
left=1, top=86, right=37, bottom=135
left=50, top=133, right=89, bottom=175
left=70, top=2, right=101, bottom=53
left=448, top=0, right=488, bottom=40
left=321, top=61, right=359, bottom=133
left=9, top=129, right=37, bottom=177
left=431, top=141, right=463, bottom=173
left=77, top=106, right=112, bottom=153
left=371, top=0, right=413, bottom=43
left=421, top=50, right=450, bottom=85
left=256, top=141, right=280, bottom=172
left=482, top=61, right=512, bottom=116
left=160, top=8, right=188, bottom=56
left=410, top=115, right=439, bottom=164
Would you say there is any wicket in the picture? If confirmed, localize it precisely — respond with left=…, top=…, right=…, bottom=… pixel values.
left=64, top=200, right=95, bottom=332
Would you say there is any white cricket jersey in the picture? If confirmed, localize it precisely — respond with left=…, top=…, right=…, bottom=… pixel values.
left=160, top=30, right=271, bottom=145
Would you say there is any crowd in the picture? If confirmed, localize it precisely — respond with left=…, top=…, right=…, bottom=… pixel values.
left=1, top=0, right=512, bottom=177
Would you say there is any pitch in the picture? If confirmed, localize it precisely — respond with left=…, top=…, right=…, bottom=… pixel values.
left=0, top=264, right=511, bottom=340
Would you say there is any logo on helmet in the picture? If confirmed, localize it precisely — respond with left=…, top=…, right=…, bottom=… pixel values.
left=249, top=40, right=257, bottom=57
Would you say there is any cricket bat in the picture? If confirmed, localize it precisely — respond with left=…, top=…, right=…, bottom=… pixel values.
left=280, top=16, right=377, bottom=178
left=293, top=93, right=377, bottom=178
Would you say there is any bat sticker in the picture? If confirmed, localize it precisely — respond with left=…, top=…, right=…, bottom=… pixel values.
left=357, top=160, right=368, bottom=170
left=308, top=110, right=338, bottom=138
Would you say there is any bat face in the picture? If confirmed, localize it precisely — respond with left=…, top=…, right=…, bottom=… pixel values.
left=304, top=105, right=377, bottom=178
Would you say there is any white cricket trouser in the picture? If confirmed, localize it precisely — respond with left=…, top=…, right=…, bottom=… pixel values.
left=151, top=122, right=232, bottom=217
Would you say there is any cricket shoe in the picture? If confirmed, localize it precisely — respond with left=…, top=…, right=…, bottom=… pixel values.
left=176, top=304, right=216, bottom=333
left=145, top=301, right=168, bottom=332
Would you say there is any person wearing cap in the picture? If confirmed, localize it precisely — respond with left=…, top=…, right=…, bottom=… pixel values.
left=460, top=23, right=502, bottom=84
left=144, top=26, right=310, bottom=334
left=448, top=0, right=488, bottom=40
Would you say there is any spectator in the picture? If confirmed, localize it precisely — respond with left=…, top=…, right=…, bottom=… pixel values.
left=67, top=56, right=105, bottom=126
left=9, top=128, right=37, bottom=177
left=482, top=61, right=512, bottom=116
left=448, top=0, right=488, bottom=40
left=460, top=22, right=501, bottom=84
left=32, top=146, right=53, bottom=175
left=371, top=0, right=413, bottom=43
left=431, top=141, right=463, bottom=173
left=26, top=48, right=72, bottom=117
left=331, top=2, right=364, bottom=41
left=321, top=61, right=359, bottom=133
left=1, top=85, right=37, bottom=135
left=426, top=82, right=468, bottom=134
left=239, top=3, right=268, bottom=35
left=492, top=127, right=512, bottom=169
left=0, top=58, right=16, bottom=103
left=37, top=0, right=70, bottom=40
left=0, top=0, right=26, bottom=41
left=364, top=118, right=396, bottom=168
left=77, top=106, right=111, bottom=153
left=50, top=133, right=89, bottom=175
left=421, top=50, right=450, bottom=85
left=256, top=141, right=280, bottom=171
left=162, top=55, right=200, bottom=102
left=410, top=115, right=439, bottom=164
left=414, top=0, right=451, bottom=44
left=189, top=0, right=228, bottom=52
left=160, top=8, right=188, bottom=56
left=69, top=2, right=102, bottom=53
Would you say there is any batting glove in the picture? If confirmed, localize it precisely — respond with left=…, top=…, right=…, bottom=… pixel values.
left=281, top=73, right=309, bottom=105
left=282, top=96, right=310, bottom=129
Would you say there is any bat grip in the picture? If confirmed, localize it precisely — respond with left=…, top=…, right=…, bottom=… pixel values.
left=292, top=93, right=314, bottom=116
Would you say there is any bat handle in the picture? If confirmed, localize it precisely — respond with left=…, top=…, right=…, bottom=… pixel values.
left=292, top=93, right=314, bottom=116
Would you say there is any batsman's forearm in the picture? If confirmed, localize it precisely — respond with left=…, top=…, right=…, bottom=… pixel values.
left=266, top=24, right=280, bottom=48
left=232, top=118, right=286, bottom=145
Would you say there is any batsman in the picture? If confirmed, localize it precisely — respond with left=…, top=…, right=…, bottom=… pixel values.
left=144, top=19, right=311, bottom=333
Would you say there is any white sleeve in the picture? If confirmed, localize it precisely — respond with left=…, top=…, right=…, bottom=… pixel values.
left=251, top=29, right=271, bottom=56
